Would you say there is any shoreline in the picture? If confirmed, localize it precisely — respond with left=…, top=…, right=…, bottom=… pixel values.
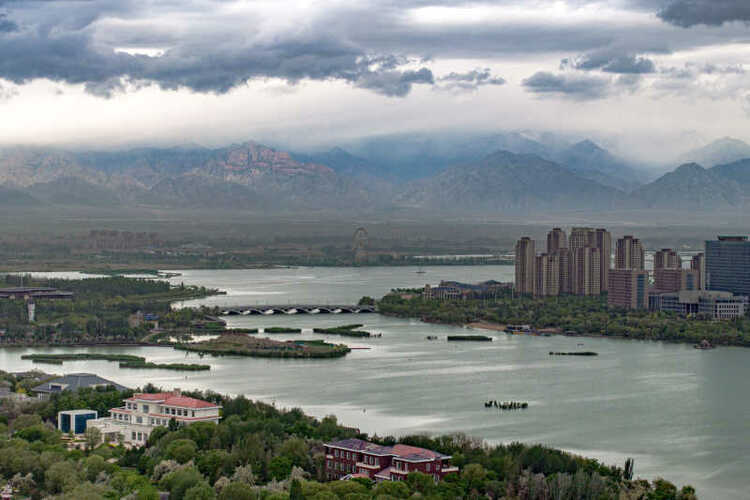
left=0, top=261, right=514, bottom=274
left=0, top=341, right=176, bottom=348
left=465, top=319, right=738, bottom=348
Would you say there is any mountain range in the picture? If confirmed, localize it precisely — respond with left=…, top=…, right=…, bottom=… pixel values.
left=1, top=135, right=749, bottom=214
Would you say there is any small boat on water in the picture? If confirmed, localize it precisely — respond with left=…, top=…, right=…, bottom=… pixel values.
left=694, top=339, right=715, bottom=350
left=506, top=324, right=534, bottom=335
left=484, top=400, right=529, bottom=410
left=426, top=335, right=438, bottom=340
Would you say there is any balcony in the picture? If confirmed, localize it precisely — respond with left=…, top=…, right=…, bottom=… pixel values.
left=441, top=466, right=459, bottom=474
left=355, top=462, right=380, bottom=470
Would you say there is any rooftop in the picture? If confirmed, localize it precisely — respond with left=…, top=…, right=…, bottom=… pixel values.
left=717, top=236, right=748, bottom=241
left=327, top=438, right=394, bottom=456
left=33, top=373, right=128, bottom=394
left=127, top=391, right=220, bottom=409
left=326, top=438, right=450, bottom=461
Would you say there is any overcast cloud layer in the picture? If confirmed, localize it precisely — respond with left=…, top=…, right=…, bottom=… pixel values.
left=1, top=0, right=750, bottom=160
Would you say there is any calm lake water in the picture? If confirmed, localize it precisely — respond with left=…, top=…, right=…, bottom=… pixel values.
left=3, top=266, right=748, bottom=499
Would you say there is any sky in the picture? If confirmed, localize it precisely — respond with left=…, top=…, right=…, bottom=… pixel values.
left=1, top=0, right=750, bottom=161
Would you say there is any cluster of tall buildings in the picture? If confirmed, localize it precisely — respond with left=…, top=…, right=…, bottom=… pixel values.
left=514, top=230, right=750, bottom=319
left=515, top=227, right=611, bottom=297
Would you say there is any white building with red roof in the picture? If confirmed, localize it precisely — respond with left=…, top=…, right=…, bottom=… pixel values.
left=88, top=389, right=221, bottom=446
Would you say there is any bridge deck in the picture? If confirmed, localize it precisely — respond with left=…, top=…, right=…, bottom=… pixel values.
left=218, top=304, right=376, bottom=315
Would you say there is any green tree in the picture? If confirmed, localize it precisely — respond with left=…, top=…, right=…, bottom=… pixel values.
left=289, top=478, right=304, bottom=500
left=649, top=478, right=678, bottom=500
left=85, top=426, right=102, bottom=452
left=160, top=467, right=206, bottom=500
left=184, top=481, right=217, bottom=500
left=269, top=456, right=293, bottom=480
left=218, top=482, right=256, bottom=500
left=197, top=449, right=231, bottom=483
left=167, top=439, right=199, bottom=464
left=372, top=480, right=410, bottom=498
left=406, top=471, right=436, bottom=495
left=45, top=460, right=80, bottom=494
left=84, top=454, right=109, bottom=482
left=462, top=463, right=487, bottom=492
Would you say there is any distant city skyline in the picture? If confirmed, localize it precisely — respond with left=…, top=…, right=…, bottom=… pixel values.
left=0, top=1, right=750, bottom=161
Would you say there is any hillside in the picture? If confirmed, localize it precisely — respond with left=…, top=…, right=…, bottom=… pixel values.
left=632, top=163, right=745, bottom=209
left=678, top=137, right=750, bottom=167
left=554, top=140, right=647, bottom=192
left=711, top=158, right=750, bottom=186
left=0, top=142, right=378, bottom=211
left=395, top=150, right=629, bottom=212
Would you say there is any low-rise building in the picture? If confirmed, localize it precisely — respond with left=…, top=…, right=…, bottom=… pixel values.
left=58, top=409, right=98, bottom=434
left=436, top=280, right=512, bottom=299
left=324, top=438, right=458, bottom=482
left=649, top=290, right=749, bottom=319
left=422, top=284, right=462, bottom=301
left=653, top=268, right=700, bottom=293
left=88, top=389, right=221, bottom=446
left=32, top=373, right=129, bottom=400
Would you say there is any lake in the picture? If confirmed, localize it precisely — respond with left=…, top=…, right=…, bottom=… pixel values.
left=3, top=266, right=748, bottom=499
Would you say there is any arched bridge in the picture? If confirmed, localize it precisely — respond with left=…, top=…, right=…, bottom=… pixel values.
left=219, top=304, right=376, bottom=316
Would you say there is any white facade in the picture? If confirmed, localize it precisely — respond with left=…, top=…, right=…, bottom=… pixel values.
left=89, top=389, right=221, bottom=446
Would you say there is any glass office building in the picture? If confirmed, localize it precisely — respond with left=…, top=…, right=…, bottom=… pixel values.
left=705, top=236, right=750, bottom=296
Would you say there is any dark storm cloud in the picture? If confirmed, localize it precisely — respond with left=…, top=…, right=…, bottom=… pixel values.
left=438, top=68, right=506, bottom=91
left=522, top=72, right=611, bottom=100
left=0, top=1, right=437, bottom=97
left=658, top=0, right=750, bottom=27
left=355, top=67, right=434, bottom=97
left=0, top=0, right=748, bottom=98
left=0, top=14, right=16, bottom=32
left=564, top=52, right=656, bottom=74
left=440, top=68, right=505, bottom=85
left=0, top=16, right=433, bottom=97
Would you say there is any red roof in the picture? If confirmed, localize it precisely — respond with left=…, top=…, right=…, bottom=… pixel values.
left=127, top=392, right=220, bottom=409
left=391, top=444, right=447, bottom=461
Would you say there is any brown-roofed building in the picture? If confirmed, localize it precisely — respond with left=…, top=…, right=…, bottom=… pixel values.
left=324, top=438, right=458, bottom=482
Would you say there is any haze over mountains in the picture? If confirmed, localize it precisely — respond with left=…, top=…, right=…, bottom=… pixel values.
left=1, top=133, right=750, bottom=214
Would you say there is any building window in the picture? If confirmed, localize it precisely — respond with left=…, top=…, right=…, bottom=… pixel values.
left=136, top=417, right=142, bottom=424
left=142, top=405, right=149, bottom=413
left=335, top=450, right=339, bottom=457
left=192, top=411, right=195, bottom=417
left=426, top=463, right=431, bottom=472
left=131, top=432, right=136, bottom=440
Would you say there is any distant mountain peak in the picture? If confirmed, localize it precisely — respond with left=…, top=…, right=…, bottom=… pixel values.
left=674, top=162, right=706, bottom=173
left=569, top=139, right=605, bottom=154
left=678, top=137, right=750, bottom=167
left=328, top=146, right=350, bottom=155
left=714, top=137, right=749, bottom=146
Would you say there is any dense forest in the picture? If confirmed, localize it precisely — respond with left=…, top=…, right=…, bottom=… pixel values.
left=0, top=371, right=697, bottom=499
left=378, top=291, right=750, bottom=346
